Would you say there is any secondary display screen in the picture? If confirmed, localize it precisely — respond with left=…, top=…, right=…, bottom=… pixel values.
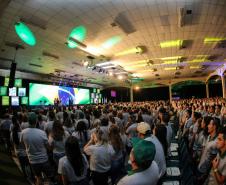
left=21, top=97, right=28, bottom=105
left=9, top=87, right=17, bottom=96
left=111, top=90, right=116, bottom=97
left=14, top=79, right=22, bottom=87
left=18, top=88, right=26, bottom=96
left=0, top=87, right=7, bottom=96
left=11, top=97, right=19, bottom=106
left=29, top=83, right=90, bottom=105
left=2, top=96, right=9, bottom=106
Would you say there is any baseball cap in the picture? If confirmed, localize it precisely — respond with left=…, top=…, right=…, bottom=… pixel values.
left=131, top=138, right=156, bottom=167
left=137, top=122, right=150, bottom=134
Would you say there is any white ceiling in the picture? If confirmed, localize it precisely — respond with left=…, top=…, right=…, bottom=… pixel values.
left=0, top=0, right=226, bottom=87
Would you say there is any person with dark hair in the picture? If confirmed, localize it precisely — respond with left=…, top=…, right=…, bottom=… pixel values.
left=84, top=128, right=115, bottom=185
left=58, top=136, right=89, bottom=185
left=11, top=116, right=31, bottom=178
left=117, top=139, right=159, bottom=185
left=0, top=113, right=13, bottom=154
left=161, top=113, right=173, bottom=152
left=182, top=109, right=193, bottom=138
left=49, top=120, right=70, bottom=165
left=36, top=114, right=46, bottom=130
left=205, top=127, right=226, bottom=185
left=63, top=112, right=74, bottom=135
left=188, top=111, right=202, bottom=150
left=109, top=125, right=125, bottom=185
left=21, top=112, right=55, bottom=185
left=76, top=111, right=89, bottom=129
left=197, top=117, right=220, bottom=184
left=126, top=114, right=138, bottom=138
left=72, top=120, right=90, bottom=149
left=154, top=124, right=168, bottom=157
left=193, top=116, right=212, bottom=164
left=21, top=114, right=29, bottom=130
left=44, top=111, right=56, bottom=136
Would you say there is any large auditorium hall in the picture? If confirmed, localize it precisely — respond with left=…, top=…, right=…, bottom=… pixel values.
left=0, top=0, right=226, bottom=185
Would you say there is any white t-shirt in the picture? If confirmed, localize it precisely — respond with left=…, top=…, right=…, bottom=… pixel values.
left=84, top=143, right=115, bottom=173
left=21, top=122, right=29, bottom=130
left=44, top=120, right=54, bottom=134
left=117, top=161, right=159, bottom=185
left=48, top=131, right=70, bottom=154
left=58, top=154, right=89, bottom=183
left=145, top=135, right=166, bottom=177
left=21, top=128, right=48, bottom=164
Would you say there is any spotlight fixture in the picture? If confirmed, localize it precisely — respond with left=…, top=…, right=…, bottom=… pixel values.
left=14, top=22, right=36, bottom=46
left=83, top=61, right=89, bottom=67
left=118, top=75, right=123, bottom=80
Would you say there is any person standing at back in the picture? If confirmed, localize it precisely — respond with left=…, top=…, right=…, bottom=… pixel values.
left=21, top=112, right=54, bottom=185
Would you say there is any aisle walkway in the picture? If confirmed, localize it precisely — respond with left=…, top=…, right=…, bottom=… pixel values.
left=0, top=149, right=30, bottom=185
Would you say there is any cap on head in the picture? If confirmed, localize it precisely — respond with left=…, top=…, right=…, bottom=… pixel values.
left=137, top=122, right=150, bottom=135
left=131, top=138, right=156, bottom=167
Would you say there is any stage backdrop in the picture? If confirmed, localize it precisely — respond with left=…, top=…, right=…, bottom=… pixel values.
left=29, top=83, right=90, bottom=105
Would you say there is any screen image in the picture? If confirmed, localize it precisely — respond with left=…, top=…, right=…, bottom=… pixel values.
left=0, top=87, right=7, bottom=96
left=91, top=93, right=95, bottom=98
left=97, top=89, right=100, bottom=93
left=93, top=88, right=96, bottom=93
left=14, top=79, right=22, bottom=87
left=4, top=77, right=9, bottom=86
left=21, top=97, right=28, bottom=105
left=18, top=88, right=26, bottom=96
left=9, top=87, right=17, bottom=96
left=2, top=96, right=9, bottom=106
left=29, top=83, right=90, bottom=105
left=11, top=97, right=19, bottom=106
left=111, top=90, right=116, bottom=97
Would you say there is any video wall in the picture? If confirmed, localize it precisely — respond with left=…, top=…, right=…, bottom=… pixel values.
left=0, top=77, right=28, bottom=106
left=91, top=88, right=103, bottom=104
left=29, top=83, right=90, bottom=105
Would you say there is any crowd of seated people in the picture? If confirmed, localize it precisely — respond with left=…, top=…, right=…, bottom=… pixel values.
left=0, top=97, right=225, bottom=185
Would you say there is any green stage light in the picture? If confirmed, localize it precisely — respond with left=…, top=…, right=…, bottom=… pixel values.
left=102, top=36, right=122, bottom=49
left=67, top=26, right=87, bottom=48
left=15, top=22, right=36, bottom=46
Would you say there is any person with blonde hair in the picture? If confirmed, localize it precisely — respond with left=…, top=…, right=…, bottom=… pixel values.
left=84, top=127, right=115, bottom=185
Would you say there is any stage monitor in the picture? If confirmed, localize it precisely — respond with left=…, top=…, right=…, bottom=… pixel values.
left=18, top=88, right=26, bottom=96
left=111, top=90, right=116, bottom=97
left=29, top=83, right=90, bottom=105
left=2, top=96, right=9, bottom=106
left=21, top=97, right=28, bottom=105
left=14, top=79, right=22, bottom=87
left=0, top=86, right=7, bottom=96
left=9, top=87, right=17, bottom=96
left=11, top=96, right=19, bottom=106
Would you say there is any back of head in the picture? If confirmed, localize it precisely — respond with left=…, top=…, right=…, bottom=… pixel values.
left=77, top=121, right=87, bottom=131
left=132, top=138, right=156, bottom=170
left=28, top=112, right=37, bottom=126
left=65, top=136, right=84, bottom=176
left=95, top=127, right=107, bottom=144
left=101, top=116, right=109, bottom=127
left=49, top=111, right=55, bottom=121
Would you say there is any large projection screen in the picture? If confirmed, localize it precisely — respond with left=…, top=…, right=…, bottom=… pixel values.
left=29, top=83, right=90, bottom=105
